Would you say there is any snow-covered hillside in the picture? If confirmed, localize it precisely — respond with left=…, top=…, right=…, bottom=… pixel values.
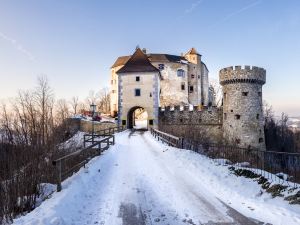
left=13, top=131, right=300, bottom=225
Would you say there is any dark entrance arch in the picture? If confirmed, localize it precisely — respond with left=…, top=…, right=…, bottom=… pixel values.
left=127, top=106, right=148, bottom=129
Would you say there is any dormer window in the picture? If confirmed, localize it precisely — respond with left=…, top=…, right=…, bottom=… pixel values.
left=177, top=69, right=185, bottom=77
left=158, top=64, right=164, bottom=70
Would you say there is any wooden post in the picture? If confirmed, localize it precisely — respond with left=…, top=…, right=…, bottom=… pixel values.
left=112, top=135, right=115, bottom=145
left=56, top=160, right=62, bottom=192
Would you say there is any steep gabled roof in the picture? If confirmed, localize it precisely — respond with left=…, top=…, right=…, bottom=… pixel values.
left=185, top=47, right=202, bottom=56
left=148, top=54, right=186, bottom=63
left=116, top=48, right=160, bottom=74
left=111, top=56, right=131, bottom=68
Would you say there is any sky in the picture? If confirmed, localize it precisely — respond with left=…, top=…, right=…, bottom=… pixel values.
left=0, top=0, right=299, bottom=116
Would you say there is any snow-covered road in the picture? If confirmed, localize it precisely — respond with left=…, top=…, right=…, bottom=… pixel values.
left=14, top=130, right=300, bottom=225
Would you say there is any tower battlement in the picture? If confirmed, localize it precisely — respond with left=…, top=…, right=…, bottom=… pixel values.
left=219, top=65, right=266, bottom=85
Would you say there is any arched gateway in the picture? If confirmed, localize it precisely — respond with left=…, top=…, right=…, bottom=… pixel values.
left=127, top=106, right=148, bottom=129
left=116, top=48, right=160, bottom=129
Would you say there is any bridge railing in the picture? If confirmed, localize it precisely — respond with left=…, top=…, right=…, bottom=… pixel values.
left=151, top=129, right=300, bottom=188
left=96, top=125, right=126, bottom=136
left=52, top=125, right=126, bottom=192
left=150, top=128, right=183, bottom=148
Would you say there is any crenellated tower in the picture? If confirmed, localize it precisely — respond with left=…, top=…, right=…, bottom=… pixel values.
left=219, top=66, right=266, bottom=150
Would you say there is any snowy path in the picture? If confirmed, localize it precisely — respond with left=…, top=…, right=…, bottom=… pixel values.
left=14, top=130, right=300, bottom=225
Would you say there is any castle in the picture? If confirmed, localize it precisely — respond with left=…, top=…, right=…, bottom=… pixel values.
left=110, top=47, right=266, bottom=150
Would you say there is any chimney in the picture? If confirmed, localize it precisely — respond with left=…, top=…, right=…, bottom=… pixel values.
left=142, top=48, right=147, bottom=54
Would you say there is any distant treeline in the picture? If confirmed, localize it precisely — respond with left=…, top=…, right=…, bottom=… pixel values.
left=264, top=104, right=300, bottom=153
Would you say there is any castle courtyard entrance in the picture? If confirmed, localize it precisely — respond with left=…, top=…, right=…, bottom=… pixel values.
left=127, top=106, right=148, bottom=130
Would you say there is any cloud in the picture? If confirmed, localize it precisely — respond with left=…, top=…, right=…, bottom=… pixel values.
left=185, top=0, right=204, bottom=14
left=0, top=31, right=35, bottom=61
left=210, top=0, right=262, bottom=28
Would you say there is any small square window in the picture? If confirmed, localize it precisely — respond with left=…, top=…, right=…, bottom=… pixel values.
left=256, top=114, right=259, bottom=119
left=235, top=139, right=241, bottom=144
left=189, top=86, right=194, bottom=93
left=136, top=76, right=140, bottom=82
left=235, top=114, right=241, bottom=120
left=149, top=92, right=152, bottom=97
left=181, top=84, right=185, bottom=90
left=177, top=69, right=185, bottom=77
left=149, top=119, right=154, bottom=125
left=122, top=120, right=126, bottom=125
left=191, top=74, right=195, bottom=79
left=259, top=138, right=264, bottom=143
left=242, top=92, right=248, bottom=96
left=135, top=89, right=141, bottom=96
left=258, top=92, right=262, bottom=97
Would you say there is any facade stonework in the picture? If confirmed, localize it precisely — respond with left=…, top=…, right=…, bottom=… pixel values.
left=158, top=106, right=223, bottom=144
left=220, top=66, right=266, bottom=150
left=110, top=47, right=267, bottom=150
left=110, top=47, right=211, bottom=116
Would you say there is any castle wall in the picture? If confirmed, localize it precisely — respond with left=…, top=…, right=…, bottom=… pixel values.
left=110, top=65, right=123, bottom=117
left=158, top=106, right=223, bottom=144
left=151, top=62, right=189, bottom=106
left=201, top=63, right=209, bottom=106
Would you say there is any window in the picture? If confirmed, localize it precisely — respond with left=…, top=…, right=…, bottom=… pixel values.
left=191, top=74, right=195, bottom=79
left=111, top=80, right=114, bottom=85
left=177, top=69, right=185, bottom=77
left=181, top=83, right=185, bottom=90
left=224, top=113, right=227, bottom=120
left=258, top=92, right=262, bottom=97
left=242, top=92, right=248, bottom=96
left=158, top=64, right=164, bottom=70
left=136, top=76, right=140, bottom=82
left=256, top=114, right=260, bottom=119
left=235, top=114, right=241, bottom=120
left=149, top=119, right=154, bottom=125
left=149, top=92, right=152, bottom=97
left=259, top=138, right=264, bottom=143
left=122, top=120, right=126, bottom=126
left=189, top=86, right=194, bottom=93
left=112, top=90, right=116, bottom=94
left=135, top=89, right=141, bottom=96
left=180, top=119, right=183, bottom=123
left=235, top=139, right=241, bottom=144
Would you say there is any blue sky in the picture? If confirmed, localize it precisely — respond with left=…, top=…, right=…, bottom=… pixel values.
left=0, top=0, right=299, bottom=116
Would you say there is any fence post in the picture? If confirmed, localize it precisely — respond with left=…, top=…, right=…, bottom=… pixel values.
left=56, top=160, right=62, bottom=192
left=180, top=137, right=184, bottom=149
left=112, top=135, right=115, bottom=145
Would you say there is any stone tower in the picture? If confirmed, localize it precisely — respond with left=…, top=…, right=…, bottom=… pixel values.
left=219, top=66, right=266, bottom=150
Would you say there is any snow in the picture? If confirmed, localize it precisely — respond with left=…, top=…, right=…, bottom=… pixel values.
left=13, top=131, right=300, bottom=225
left=133, top=120, right=147, bottom=129
left=59, top=131, right=86, bottom=151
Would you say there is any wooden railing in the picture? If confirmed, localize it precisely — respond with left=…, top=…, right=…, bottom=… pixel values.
left=96, top=125, right=126, bottom=136
left=150, top=128, right=183, bottom=148
left=52, top=125, right=126, bottom=192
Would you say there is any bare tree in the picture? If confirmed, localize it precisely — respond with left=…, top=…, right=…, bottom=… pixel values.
left=70, top=96, right=79, bottom=116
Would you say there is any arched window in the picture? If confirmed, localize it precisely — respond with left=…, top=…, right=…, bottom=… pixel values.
left=177, top=69, right=185, bottom=77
